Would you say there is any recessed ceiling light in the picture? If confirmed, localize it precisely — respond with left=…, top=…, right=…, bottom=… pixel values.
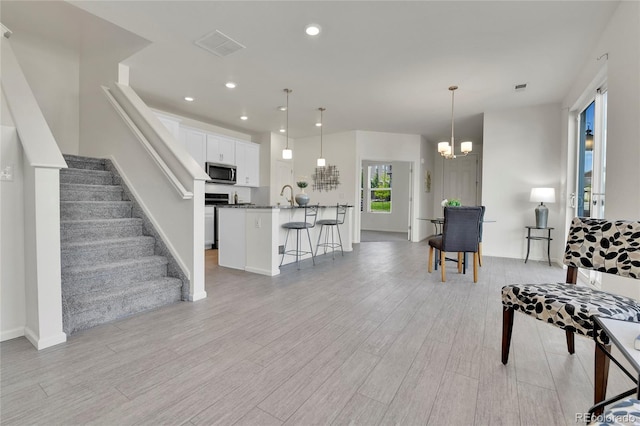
left=305, top=24, right=321, bottom=36
left=279, top=128, right=286, bottom=133
left=315, top=122, right=322, bottom=127
left=240, top=115, right=248, bottom=121
left=184, top=96, right=194, bottom=102
left=225, top=82, right=237, bottom=89
left=278, top=106, right=287, bottom=111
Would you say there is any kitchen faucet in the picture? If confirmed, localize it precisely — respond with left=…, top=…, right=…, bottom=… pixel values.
left=280, top=185, right=294, bottom=206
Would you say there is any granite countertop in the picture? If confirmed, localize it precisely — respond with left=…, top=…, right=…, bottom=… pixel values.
left=217, top=204, right=353, bottom=209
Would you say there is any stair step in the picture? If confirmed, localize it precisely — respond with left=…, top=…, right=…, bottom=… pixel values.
left=61, top=218, right=143, bottom=243
left=63, top=154, right=106, bottom=171
left=62, top=256, right=169, bottom=296
left=62, top=277, right=182, bottom=334
left=60, top=168, right=112, bottom=185
left=60, top=183, right=123, bottom=201
left=61, top=201, right=132, bottom=220
left=61, top=236, right=155, bottom=268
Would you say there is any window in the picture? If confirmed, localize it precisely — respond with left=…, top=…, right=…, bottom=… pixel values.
left=368, top=164, right=392, bottom=213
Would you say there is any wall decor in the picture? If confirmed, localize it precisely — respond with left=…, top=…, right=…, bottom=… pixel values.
left=425, top=170, right=432, bottom=193
left=312, top=164, right=341, bottom=191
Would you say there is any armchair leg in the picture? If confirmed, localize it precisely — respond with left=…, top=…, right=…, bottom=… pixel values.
left=457, top=252, right=463, bottom=273
left=441, top=250, right=446, bottom=282
left=566, top=330, right=575, bottom=354
left=473, top=252, right=478, bottom=283
left=593, top=344, right=611, bottom=416
left=428, top=246, right=434, bottom=273
left=501, top=306, right=515, bottom=364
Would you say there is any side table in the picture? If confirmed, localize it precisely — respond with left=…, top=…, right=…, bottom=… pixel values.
left=524, top=226, right=553, bottom=266
left=589, top=317, right=640, bottom=416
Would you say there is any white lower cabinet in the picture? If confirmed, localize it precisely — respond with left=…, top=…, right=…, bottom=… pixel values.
left=205, top=206, right=215, bottom=248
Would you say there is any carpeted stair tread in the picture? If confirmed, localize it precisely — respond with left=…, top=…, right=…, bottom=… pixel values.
left=60, top=168, right=113, bottom=185
left=62, top=255, right=168, bottom=276
left=63, top=154, right=106, bottom=171
left=61, top=218, right=143, bottom=243
left=60, top=183, right=123, bottom=201
left=61, top=236, right=156, bottom=268
left=60, top=200, right=132, bottom=220
left=63, top=277, right=182, bottom=334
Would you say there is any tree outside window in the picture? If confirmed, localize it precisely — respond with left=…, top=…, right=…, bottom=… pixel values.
left=369, top=164, right=392, bottom=213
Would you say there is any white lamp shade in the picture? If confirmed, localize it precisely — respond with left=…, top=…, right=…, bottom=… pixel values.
left=461, top=141, right=472, bottom=153
left=530, top=187, right=556, bottom=203
left=438, top=142, right=450, bottom=153
left=282, top=148, right=292, bottom=159
left=317, top=157, right=326, bottom=167
left=443, top=145, right=452, bottom=156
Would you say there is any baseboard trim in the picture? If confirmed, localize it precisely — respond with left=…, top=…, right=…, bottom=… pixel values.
left=245, top=266, right=280, bottom=276
left=24, top=327, right=66, bottom=350
left=0, top=327, right=25, bottom=342
left=189, top=290, right=207, bottom=302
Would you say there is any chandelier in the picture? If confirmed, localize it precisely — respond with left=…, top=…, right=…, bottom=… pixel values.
left=282, top=88, right=292, bottom=159
left=438, top=86, right=472, bottom=159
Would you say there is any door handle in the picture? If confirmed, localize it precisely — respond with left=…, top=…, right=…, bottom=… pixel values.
left=570, top=192, right=576, bottom=208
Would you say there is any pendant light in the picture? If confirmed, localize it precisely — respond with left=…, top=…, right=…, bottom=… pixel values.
left=438, top=85, right=472, bottom=159
left=317, top=107, right=326, bottom=167
left=282, top=88, right=293, bottom=159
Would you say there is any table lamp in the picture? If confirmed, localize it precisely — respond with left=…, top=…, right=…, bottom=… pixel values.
left=530, top=188, right=555, bottom=228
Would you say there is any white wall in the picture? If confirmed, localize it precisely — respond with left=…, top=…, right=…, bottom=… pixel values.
left=562, top=1, right=640, bottom=299
left=0, top=125, right=26, bottom=341
left=8, top=30, right=80, bottom=155
left=482, top=103, right=563, bottom=262
left=293, top=130, right=357, bottom=205
left=361, top=160, right=410, bottom=233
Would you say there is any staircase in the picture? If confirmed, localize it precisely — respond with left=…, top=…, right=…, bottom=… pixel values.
left=60, top=154, right=182, bottom=334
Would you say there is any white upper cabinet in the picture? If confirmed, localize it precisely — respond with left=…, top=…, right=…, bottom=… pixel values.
left=206, top=134, right=235, bottom=165
left=235, top=141, right=260, bottom=187
left=179, top=127, right=207, bottom=172
left=155, top=114, right=181, bottom=140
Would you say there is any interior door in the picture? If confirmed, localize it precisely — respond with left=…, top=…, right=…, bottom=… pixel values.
left=442, top=155, right=478, bottom=206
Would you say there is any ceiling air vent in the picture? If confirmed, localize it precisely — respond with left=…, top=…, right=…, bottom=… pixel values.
left=195, top=30, right=246, bottom=57
left=515, top=83, right=527, bottom=91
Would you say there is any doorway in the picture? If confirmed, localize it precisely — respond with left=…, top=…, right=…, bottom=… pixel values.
left=360, top=160, right=412, bottom=242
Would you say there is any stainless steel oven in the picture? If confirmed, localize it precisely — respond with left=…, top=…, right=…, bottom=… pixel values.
left=205, top=193, right=230, bottom=249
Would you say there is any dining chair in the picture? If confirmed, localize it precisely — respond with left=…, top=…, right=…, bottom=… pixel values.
left=428, top=206, right=482, bottom=282
left=478, top=205, right=486, bottom=267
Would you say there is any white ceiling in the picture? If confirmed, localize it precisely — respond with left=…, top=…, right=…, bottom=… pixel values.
left=6, top=1, right=619, bottom=143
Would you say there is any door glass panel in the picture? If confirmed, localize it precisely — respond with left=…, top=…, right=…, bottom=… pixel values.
left=577, top=101, right=595, bottom=217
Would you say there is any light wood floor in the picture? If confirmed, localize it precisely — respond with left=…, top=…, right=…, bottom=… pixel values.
left=1, top=242, right=636, bottom=425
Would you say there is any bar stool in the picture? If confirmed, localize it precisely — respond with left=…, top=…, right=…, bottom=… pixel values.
left=280, top=204, right=318, bottom=269
left=316, top=204, right=347, bottom=259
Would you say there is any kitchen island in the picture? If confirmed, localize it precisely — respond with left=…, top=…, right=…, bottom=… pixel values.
left=217, top=205, right=353, bottom=275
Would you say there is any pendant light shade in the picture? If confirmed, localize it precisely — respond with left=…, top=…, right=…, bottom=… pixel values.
left=317, top=107, right=326, bottom=167
left=439, top=85, right=472, bottom=159
left=282, top=88, right=292, bottom=159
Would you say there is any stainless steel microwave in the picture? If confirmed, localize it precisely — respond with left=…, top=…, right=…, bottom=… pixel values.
left=206, top=162, right=236, bottom=184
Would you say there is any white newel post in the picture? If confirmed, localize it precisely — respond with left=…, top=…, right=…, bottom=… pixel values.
left=23, top=165, right=66, bottom=349
left=190, top=179, right=207, bottom=301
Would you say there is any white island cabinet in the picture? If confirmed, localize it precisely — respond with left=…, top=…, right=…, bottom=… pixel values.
left=217, top=205, right=353, bottom=276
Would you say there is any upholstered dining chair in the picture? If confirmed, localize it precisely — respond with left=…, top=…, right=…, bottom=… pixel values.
left=501, top=218, right=640, bottom=415
left=478, top=205, right=486, bottom=266
left=428, top=206, right=482, bottom=283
